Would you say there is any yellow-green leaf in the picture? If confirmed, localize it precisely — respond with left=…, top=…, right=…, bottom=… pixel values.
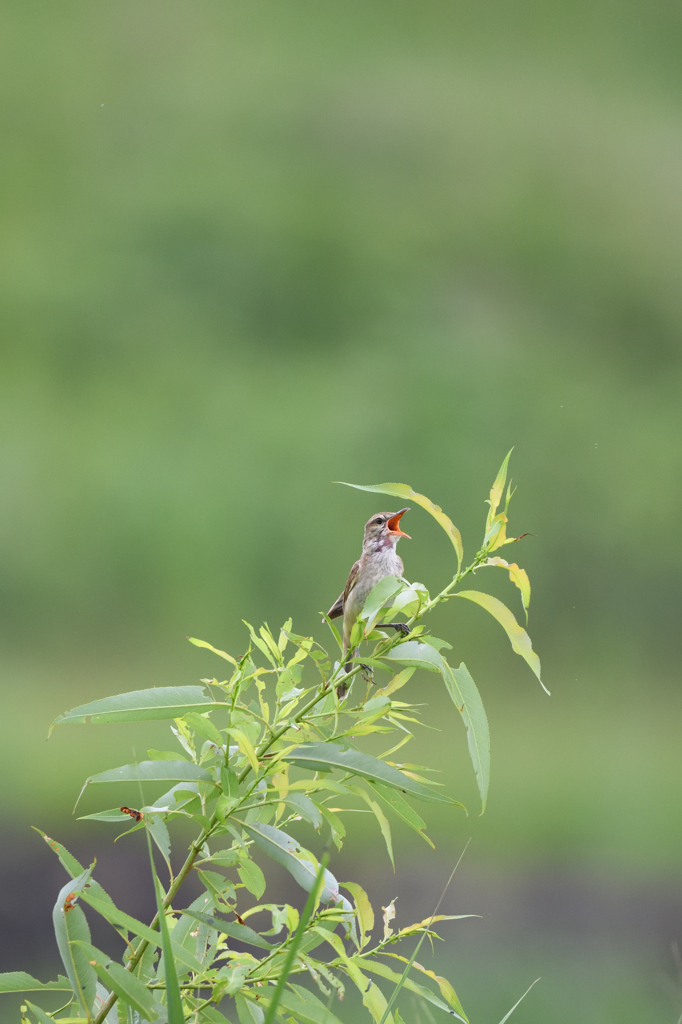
left=455, top=591, right=548, bottom=694
left=340, top=882, right=374, bottom=949
left=486, top=449, right=513, bottom=530
left=486, top=557, right=531, bottom=621
left=337, top=481, right=463, bottom=570
left=187, top=636, right=237, bottom=665
left=227, top=728, right=260, bottom=774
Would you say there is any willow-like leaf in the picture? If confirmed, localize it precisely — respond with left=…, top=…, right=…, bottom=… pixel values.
left=337, top=481, right=463, bottom=570
left=283, top=742, right=457, bottom=805
left=49, top=686, right=219, bottom=734
left=454, top=591, right=548, bottom=693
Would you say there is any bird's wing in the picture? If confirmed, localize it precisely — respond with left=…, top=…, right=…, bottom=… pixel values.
left=327, top=560, right=360, bottom=619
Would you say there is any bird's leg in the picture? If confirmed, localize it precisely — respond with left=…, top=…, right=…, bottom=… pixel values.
left=380, top=622, right=411, bottom=636
left=338, top=648, right=374, bottom=697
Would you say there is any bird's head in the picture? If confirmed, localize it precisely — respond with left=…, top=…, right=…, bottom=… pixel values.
left=363, top=508, right=411, bottom=551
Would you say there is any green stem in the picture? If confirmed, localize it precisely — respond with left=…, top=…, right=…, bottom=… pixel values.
left=91, top=667, right=367, bottom=1024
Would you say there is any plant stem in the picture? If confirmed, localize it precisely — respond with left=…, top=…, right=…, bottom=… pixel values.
left=91, top=665, right=369, bottom=1024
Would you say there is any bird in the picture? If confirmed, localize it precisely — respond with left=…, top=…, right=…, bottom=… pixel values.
left=328, top=508, right=412, bottom=696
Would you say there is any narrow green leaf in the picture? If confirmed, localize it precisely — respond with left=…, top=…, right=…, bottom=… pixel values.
left=78, top=809, right=132, bottom=822
left=283, top=742, right=457, bottom=805
left=79, top=891, right=203, bottom=974
left=339, top=882, right=374, bottom=949
left=146, top=815, right=171, bottom=869
left=36, top=830, right=86, bottom=877
left=369, top=783, right=433, bottom=848
left=442, top=661, right=490, bottom=812
left=181, top=911, right=272, bottom=950
left=80, top=891, right=161, bottom=944
left=285, top=792, right=323, bottom=829
left=147, top=749, right=190, bottom=761
left=187, top=637, right=237, bottom=664
left=71, top=942, right=156, bottom=1021
left=381, top=641, right=442, bottom=672
left=277, top=985, right=345, bottom=1024
left=359, top=960, right=465, bottom=1020
left=149, top=857, right=183, bottom=1024
left=236, top=995, right=265, bottom=1024
left=381, top=642, right=488, bottom=811
left=77, top=760, right=215, bottom=809
left=24, top=1001, right=60, bottom=1024
left=227, top=728, right=260, bottom=774
left=49, top=686, right=219, bottom=734
left=220, top=765, right=239, bottom=799
left=241, top=823, right=340, bottom=903
left=243, top=621, right=277, bottom=666
left=454, top=591, right=548, bottom=693
left=337, top=481, right=463, bottom=570
left=201, top=847, right=240, bottom=868
left=487, top=449, right=513, bottom=526
left=237, top=858, right=266, bottom=899
left=0, top=972, right=71, bottom=993
left=183, top=712, right=224, bottom=747
left=348, top=785, right=394, bottom=869
left=485, top=557, right=531, bottom=621
left=384, top=955, right=469, bottom=1019
left=497, top=978, right=541, bottom=1024
left=377, top=858, right=468, bottom=1024
left=317, top=804, right=346, bottom=850
left=262, top=856, right=329, bottom=1024
left=361, top=576, right=405, bottom=633
left=52, top=867, right=97, bottom=1017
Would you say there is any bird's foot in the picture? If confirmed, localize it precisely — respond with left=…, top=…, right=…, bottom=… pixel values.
left=382, top=622, right=411, bottom=636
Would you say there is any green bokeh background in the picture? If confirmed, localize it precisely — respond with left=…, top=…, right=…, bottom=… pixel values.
left=2, top=2, right=682, bottom=1021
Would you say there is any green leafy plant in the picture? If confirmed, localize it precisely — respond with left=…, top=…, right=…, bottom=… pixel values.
left=4, top=454, right=544, bottom=1024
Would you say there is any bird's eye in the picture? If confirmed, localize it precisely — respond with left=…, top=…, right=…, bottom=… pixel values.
left=374, top=517, right=383, bottom=525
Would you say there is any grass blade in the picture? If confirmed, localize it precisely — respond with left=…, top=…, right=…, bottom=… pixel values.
left=146, top=834, right=184, bottom=1024
left=497, top=977, right=540, bottom=1024
left=378, top=844, right=470, bottom=1024
left=263, top=853, right=329, bottom=1024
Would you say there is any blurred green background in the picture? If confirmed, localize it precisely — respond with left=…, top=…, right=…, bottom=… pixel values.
left=2, top=1, right=682, bottom=1021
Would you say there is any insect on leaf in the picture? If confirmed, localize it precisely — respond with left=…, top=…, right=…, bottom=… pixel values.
left=52, top=867, right=97, bottom=1018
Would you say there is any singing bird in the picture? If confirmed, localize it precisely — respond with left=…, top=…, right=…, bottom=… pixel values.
left=328, top=508, right=411, bottom=696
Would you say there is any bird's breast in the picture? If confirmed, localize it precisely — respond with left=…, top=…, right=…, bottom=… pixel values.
left=347, top=550, right=403, bottom=616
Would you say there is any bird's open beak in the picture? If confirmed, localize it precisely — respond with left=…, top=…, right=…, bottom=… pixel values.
left=386, top=508, right=411, bottom=538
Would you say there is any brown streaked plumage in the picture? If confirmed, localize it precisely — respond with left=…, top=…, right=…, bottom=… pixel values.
left=328, top=508, right=411, bottom=696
